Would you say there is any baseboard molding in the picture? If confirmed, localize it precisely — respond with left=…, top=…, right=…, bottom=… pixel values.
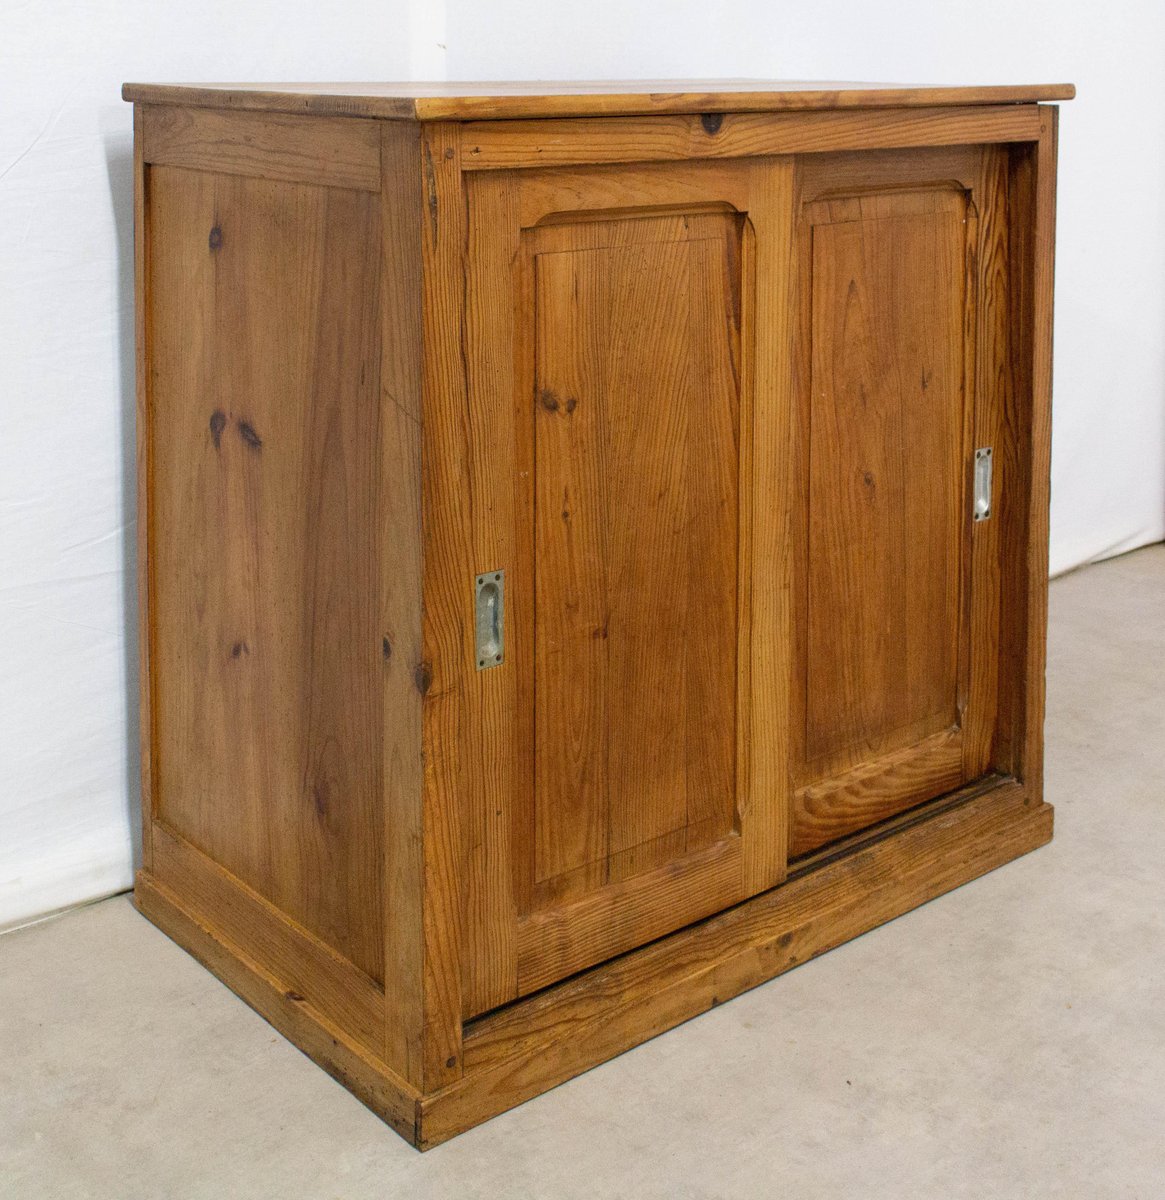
left=134, top=778, right=1052, bottom=1149
left=135, top=872, right=420, bottom=1141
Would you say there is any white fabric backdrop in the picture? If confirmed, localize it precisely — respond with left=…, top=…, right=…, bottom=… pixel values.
left=2, top=0, right=1162, bottom=930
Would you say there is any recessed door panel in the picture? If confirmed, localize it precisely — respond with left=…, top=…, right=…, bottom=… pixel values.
left=805, top=196, right=964, bottom=766
left=531, top=213, right=740, bottom=905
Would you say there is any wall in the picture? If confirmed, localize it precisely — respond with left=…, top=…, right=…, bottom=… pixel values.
left=1, top=0, right=1161, bottom=929
left=0, top=0, right=421, bottom=929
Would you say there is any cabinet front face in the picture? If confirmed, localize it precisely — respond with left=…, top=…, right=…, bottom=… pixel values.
left=460, top=160, right=793, bottom=1014
left=789, top=146, right=1009, bottom=856
left=457, top=143, right=1012, bottom=1013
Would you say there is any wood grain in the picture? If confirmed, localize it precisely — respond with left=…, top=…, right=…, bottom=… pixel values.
left=791, top=728, right=965, bottom=857
left=378, top=122, right=427, bottom=1083
left=142, top=105, right=381, bottom=190
left=797, top=144, right=982, bottom=206
left=459, top=170, right=523, bottom=1017
left=513, top=160, right=751, bottom=227
left=740, top=156, right=796, bottom=892
left=521, top=206, right=747, bottom=991
left=801, top=188, right=964, bottom=769
left=135, top=775, right=1051, bottom=1150
left=470, top=786, right=1039, bottom=1072
left=460, top=106, right=1043, bottom=170
left=148, top=164, right=386, bottom=983
left=122, top=80, right=1074, bottom=122
left=996, top=108, right=1059, bottom=794
left=1020, top=108, right=1059, bottom=797
left=517, top=838, right=743, bottom=996
left=416, top=122, right=470, bottom=1087
left=459, top=161, right=765, bottom=1017
left=964, top=147, right=1010, bottom=778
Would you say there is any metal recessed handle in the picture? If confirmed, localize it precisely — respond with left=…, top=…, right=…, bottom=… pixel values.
left=973, top=447, right=993, bottom=522
left=475, top=571, right=505, bottom=670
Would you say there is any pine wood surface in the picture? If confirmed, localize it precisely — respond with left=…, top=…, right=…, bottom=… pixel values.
left=458, top=105, right=1044, bottom=169
left=147, top=162, right=386, bottom=983
left=377, top=121, right=428, bottom=1086
left=122, top=80, right=1074, bottom=121
left=963, top=147, right=1011, bottom=780
left=416, top=121, right=470, bottom=1090
left=529, top=210, right=741, bottom=893
left=141, top=105, right=381, bottom=190
left=784, top=145, right=1017, bottom=858
left=134, top=872, right=421, bottom=1143
left=128, top=87, right=1066, bottom=1147
left=1017, top=107, right=1059, bottom=795
left=151, top=822, right=385, bottom=1055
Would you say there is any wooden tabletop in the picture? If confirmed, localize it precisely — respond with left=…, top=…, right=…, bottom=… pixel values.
left=121, top=80, right=1075, bottom=122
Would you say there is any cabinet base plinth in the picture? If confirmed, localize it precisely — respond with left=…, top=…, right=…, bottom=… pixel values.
left=135, top=779, right=1052, bottom=1150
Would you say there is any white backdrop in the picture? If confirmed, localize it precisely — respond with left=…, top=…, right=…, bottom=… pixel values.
left=2, top=0, right=1162, bottom=930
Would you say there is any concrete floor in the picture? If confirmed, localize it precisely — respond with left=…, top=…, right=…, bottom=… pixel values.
left=2, top=546, right=1163, bottom=1199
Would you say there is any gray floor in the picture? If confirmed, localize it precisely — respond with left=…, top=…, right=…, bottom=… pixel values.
left=2, top=546, right=1163, bottom=1199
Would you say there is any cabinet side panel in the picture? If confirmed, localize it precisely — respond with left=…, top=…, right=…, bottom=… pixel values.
left=148, top=164, right=385, bottom=984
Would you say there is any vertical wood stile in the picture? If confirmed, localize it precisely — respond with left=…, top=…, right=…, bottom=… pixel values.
left=1020, top=107, right=1060, bottom=795
left=964, top=147, right=1009, bottom=777
left=742, top=156, right=795, bottom=891
left=462, top=172, right=522, bottom=1015
left=417, top=121, right=471, bottom=1087
left=380, top=122, right=428, bottom=1081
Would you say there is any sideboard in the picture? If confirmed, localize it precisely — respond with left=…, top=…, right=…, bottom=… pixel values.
left=123, top=79, right=1072, bottom=1147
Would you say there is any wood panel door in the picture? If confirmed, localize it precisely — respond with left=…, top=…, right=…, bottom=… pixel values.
left=459, top=160, right=794, bottom=1015
left=789, top=146, right=1009, bottom=857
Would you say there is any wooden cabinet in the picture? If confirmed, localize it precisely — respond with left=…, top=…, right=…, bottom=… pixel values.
left=125, top=79, right=1071, bottom=1147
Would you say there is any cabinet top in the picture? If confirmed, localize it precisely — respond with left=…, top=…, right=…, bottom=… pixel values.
left=121, top=79, right=1074, bottom=122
